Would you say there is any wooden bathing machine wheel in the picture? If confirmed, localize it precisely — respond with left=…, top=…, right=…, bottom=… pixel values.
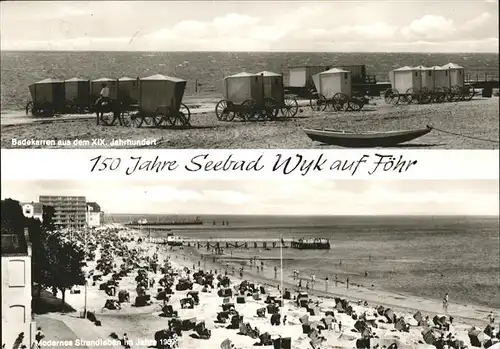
left=280, top=95, right=299, bottom=118
left=384, top=88, right=400, bottom=105
left=309, top=92, right=328, bottom=111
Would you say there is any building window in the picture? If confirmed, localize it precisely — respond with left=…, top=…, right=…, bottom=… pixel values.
left=428, top=71, right=432, bottom=77
left=415, top=72, right=418, bottom=77
left=8, top=260, right=26, bottom=287
left=344, top=73, right=348, bottom=79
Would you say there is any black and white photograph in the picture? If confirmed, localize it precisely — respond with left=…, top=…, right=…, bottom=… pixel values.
left=1, top=0, right=499, bottom=149
left=1, top=179, right=499, bottom=348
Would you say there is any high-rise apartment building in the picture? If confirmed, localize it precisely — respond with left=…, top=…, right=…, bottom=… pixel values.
left=39, top=196, right=87, bottom=228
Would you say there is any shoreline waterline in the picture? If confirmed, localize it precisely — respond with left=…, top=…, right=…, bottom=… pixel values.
left=136, top=215, right=499, bottom=311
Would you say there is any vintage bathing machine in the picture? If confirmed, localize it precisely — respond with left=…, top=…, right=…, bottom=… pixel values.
left=335, top=64, right=377, bottom=87
left=215, top=71, right=298, bottom=121
left=431, top=66, right=450, bottom=90
left=414, top=66, right=435, bottom=91
left=138, top=74, right=186, bottom=114
left=385, top=63, right=473, bottom=104
left=288, top=65, right=330, bottom=89
left=313, top=68, right=352, bottom=99
left=117, top=77, right=140, bottom=104
left=126, top=74, right=190, bottom=128
left=64, top=77, right=91, bottom=110
left=386, top=66, right=425, bottom=104
left=223, top=72, right=263, bottom=104
left=441, top=63, right=465, bottom=87
left=26, top=78, right=66, bottom=116
left=309, top=68, right=365, bottom=111
left=257, top=70, right=299, bottom=118
left=389, top=66, right=423, bottom=94
left=439, top=63, right=473, bottom=101
left=258, top=71, right=285, bottom=105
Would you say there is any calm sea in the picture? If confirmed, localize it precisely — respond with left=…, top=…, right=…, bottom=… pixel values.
left=1, top=51, right=498, bottom=111
left=107, top=214, right=500, bottom=309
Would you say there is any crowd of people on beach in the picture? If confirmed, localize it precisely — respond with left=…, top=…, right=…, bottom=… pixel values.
left=28, top=225, right=500, bottom=349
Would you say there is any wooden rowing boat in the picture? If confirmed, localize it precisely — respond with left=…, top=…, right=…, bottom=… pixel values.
left=303, top=125, right=432, bottom=147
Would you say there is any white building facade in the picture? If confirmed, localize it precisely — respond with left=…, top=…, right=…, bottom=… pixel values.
left=86, top=202, right=103, bottom=227
left=1, top=230, right=37, bottom=349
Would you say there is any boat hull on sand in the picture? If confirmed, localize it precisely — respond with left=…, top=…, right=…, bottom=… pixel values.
left=303, top=126, right=432, bottom=147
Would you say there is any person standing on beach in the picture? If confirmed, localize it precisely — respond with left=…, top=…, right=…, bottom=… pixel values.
left=34, top=327, right=44, bottom=348
left=325, top=277, right=329, bottom=292
left=122, top=333, right=131, bottom=349
left=487, top=311, right=495, bottom=324
left=346, top=277, right=350, bottom=289
left=335, top=275, right=338, bottom=287
left=298, top=279, right=302, bottom=291
left=274, top=265, right=278, bottom=279
left=443, top=293, right=449, bottom=313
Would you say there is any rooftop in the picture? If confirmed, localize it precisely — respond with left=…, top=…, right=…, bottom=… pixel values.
left=225, top=72, right=256, bottom=78
left=118, top=77, right=137, bottom=81
left=257, top=71, right=282, bottom=77
left=35, top=78, right=63, bottom=84
left=441, top=62, right=464, bottom=69
left=140, top=74, right=186, bottom=82
left=87, top=202, right=101, bottom=212
left=65, top=77, right=89, bottom=82
left=21, top=202, right=43, bottom=215
left=92, top=77, right=116, bottom=82
left=321, top=67, right=350, bottom=74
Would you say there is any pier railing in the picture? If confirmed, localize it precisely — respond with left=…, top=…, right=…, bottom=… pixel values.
left=149, top=237, right=331, bottom=250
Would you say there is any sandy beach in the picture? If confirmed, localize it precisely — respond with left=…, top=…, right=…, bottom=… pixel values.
left=2, top=97, right=499, bottom=149
left=35, top=225, right=500, bottom=349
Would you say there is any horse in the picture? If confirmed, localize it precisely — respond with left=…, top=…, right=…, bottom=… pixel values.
left=93, top=98, right=122, bottom=126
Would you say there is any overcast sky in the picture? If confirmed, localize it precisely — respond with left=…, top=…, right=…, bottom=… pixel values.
left=0, top=1, right=498, bottom=52
left=1, top=180, right=498, bottom=215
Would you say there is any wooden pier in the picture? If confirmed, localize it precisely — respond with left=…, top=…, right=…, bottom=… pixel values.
left=149, top=237, right=331, bottom=250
